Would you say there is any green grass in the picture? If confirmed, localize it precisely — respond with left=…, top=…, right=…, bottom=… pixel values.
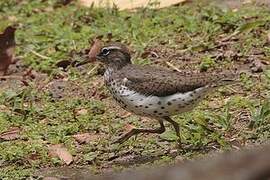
left=0, top=0, right=270, bottom=179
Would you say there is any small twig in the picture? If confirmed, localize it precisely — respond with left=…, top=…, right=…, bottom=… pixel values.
left=166, top=61, right=181, bottom=72
left=219, top=30, right=240, bottom=43
left=27, top=48, right=50, bottom=60
left=72, top=40, right=76, bottom=50
left=87, top=64, right=99, bottom=75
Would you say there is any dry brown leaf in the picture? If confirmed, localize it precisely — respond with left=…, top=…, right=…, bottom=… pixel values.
left=88, top=38, right=103, bottom=61
left=76, top=108, right=88, bottom=116
left=73, top=133, right=99, bottom=144
left=0, top=26, right=16, bottom=76
left=0, top=127, right=21, bottom=141
left=48, top=144, right=73, bottom=165
left=75, top=38, right=103, bottom=67
left=123, top=124, right=136, bottom=132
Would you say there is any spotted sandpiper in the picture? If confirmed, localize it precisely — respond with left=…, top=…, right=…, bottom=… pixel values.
left=88, top=42, right=239, bottom=144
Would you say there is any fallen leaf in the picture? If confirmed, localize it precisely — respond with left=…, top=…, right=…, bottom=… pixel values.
left=76, top=109, right=88, bottom=116
left=0, top=26, right=16, bottom=76
left=73, top=133, right=100, bottom=144
left=123, top=123, right=136, bottom=132
left=0, top=127, right=21, bottom=141
left=75, top=38, right=103, bottom=67
left=88, top=38, right=103, bottom=61
left=48, top=144, right=73, bottom=165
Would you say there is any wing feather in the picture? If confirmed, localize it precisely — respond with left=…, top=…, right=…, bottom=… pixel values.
left=113, top=65, right=237, bottom=97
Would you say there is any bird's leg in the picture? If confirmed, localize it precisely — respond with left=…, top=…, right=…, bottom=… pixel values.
left=113, top=119, right=165, bottom=144
left=163, top=116, right=181, bottom=145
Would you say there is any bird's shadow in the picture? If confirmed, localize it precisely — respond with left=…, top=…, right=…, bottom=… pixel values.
left=108, top=140, right=215, bottom=167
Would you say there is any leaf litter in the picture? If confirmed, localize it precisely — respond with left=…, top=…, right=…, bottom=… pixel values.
left=73, top=132, right=102, bottom=144
left=48, top=144, right=73, bottom=165
left=0, top=127, right=21, bottom=141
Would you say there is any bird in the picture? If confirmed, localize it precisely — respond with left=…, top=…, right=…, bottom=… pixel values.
left=91, top=42, right=240, bottom=144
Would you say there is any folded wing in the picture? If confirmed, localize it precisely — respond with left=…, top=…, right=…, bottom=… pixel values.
left=114, top=65, right=238, bottom=96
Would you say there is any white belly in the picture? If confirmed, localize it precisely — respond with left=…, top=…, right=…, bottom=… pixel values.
left=107, top=83, right=209, bottom=118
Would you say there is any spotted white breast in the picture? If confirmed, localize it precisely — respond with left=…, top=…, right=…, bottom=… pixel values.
left=105, top=77, right=210, bottom=118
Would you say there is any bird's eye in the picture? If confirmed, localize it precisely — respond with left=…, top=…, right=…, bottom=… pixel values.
left=101, top=48, right=110, bottom=56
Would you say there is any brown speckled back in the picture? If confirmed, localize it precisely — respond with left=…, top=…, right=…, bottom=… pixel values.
left=111, top=64, right=238, bottom=96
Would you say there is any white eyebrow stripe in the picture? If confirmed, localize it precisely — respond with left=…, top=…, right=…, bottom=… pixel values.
left=103, top=46, right=122, bottom=51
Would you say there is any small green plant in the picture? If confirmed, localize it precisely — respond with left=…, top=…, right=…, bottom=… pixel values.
left=133, top=57, right=152, bottom=66
left=199, top=55, right=216, bottom=71
left=249, top=100, right=270, bottom=129
left=240, top=73, right=254, bottom=90
left=215, top=102, right=232, bottom=131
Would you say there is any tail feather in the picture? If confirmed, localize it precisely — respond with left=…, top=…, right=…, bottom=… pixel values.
left=211, top=65, right=250, bottom=87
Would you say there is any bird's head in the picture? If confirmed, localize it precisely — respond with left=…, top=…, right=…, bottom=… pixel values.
left=96, top=42, right=131, bottom=69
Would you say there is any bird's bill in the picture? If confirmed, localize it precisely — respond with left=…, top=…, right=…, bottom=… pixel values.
left=75, top=59, right=88, bottom=67
left=75, top=54, right=104, bottom=67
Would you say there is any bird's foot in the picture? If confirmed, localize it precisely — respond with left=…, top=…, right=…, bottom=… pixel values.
left=112, top=129, right=138, bottom=144
left=112, top=134, right=130, bottom=144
